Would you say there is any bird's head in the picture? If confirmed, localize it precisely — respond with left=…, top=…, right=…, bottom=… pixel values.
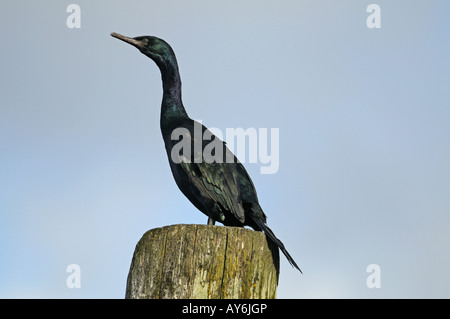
left=111, top=32, right=176, bottom=68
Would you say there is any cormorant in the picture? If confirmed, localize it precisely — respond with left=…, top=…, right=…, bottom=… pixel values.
left=111, top=32, right=301, bottom=272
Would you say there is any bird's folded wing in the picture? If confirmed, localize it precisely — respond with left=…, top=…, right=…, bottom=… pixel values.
left=179, top=159, right=246, bottom=224
left=173, top=127, right=246, bottom=223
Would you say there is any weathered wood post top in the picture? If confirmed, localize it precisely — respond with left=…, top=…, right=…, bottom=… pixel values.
left=125, top=224, right=280, bottom=299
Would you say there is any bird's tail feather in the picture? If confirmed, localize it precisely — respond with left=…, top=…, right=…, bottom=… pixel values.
left=251, top=217, right=302, bottom=273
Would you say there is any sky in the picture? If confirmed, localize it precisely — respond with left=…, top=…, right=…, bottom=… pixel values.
left=0, top=0, right=449, bottom=298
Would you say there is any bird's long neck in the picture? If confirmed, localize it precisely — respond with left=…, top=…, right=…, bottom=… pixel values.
left=159, top=56, right=188, bottom=132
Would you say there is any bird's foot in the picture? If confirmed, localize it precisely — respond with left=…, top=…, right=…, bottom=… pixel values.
left=207, top=217, right=216, bottom=225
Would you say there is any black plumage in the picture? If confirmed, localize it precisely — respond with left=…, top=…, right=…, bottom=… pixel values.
left=111, top=32, right=301, bottom=272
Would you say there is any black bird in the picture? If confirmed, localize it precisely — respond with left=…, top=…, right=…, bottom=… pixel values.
left=111, top=32, right=301, bottom=272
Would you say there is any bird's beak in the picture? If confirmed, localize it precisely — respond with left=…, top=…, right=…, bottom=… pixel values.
left=111, top=32, right=145, bottom=50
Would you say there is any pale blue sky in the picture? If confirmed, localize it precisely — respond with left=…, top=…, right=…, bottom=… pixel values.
left=1, top=1, right=449, bottom=298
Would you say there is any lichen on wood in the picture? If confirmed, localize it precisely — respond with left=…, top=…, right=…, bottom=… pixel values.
left=125, top=224, right=279, bottom=299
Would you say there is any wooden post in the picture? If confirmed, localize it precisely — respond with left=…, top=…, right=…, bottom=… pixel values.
left=125, top=224, right=279, bottom=299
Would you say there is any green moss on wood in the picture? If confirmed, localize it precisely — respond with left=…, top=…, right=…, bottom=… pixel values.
left=125, top=224, right=279, bottom=299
